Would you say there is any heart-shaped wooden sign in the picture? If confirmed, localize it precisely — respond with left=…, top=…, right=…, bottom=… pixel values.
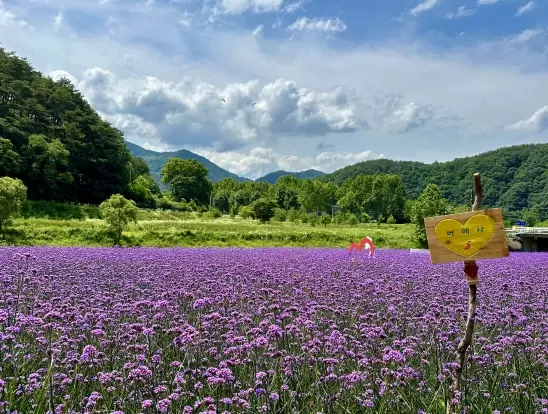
left=434, top=214, right=496, bottom=257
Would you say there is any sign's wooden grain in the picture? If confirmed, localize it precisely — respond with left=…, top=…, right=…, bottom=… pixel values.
left=424, top=208, right=509, bottom=264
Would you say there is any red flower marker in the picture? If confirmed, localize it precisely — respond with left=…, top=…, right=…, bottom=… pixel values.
left=348, top=237, right=375, bottom=257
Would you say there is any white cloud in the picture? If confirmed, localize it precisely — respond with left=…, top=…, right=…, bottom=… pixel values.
left=53, top=10, right=63, bottom=32
left=477, top=0, right=499, bottom=4
left=64, top=68, right=365, bottom=152
left=445, top=5, right=475, bottom=19
left=410, top=0, right=440, bottom=16
left=283, top=0, right=306, bottom=13
left=505, top=28, right=545, bottom=45
left=516, top=1, right=535, bottom=16
left=252, top=24, right=264, bottom=36
left=195, top=147, right=383, bottom=178
left=287, top=17, right=347, bottom=33
left=506, top=106, right=548, bottom=133
left=218, top=0, right=284, bottom=14
left=2, top=0, right=548, bottom=176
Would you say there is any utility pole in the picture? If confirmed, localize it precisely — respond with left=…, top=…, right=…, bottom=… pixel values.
left=210, top=191, right=213, bottom=210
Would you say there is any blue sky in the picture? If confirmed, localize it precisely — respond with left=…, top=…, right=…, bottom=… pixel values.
left=1, top=0, right=548, bottom=178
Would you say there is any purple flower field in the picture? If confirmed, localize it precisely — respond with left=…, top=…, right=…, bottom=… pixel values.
left=0, top=247, right=547, bottom=414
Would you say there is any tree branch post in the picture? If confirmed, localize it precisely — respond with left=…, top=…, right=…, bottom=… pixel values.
left=448, top=173, right=483, bottom=413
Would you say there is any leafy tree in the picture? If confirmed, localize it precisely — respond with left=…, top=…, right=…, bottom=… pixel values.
left=99, top=194, right=139, bottom=246
left=161, top=158, right=212, bottom=204
left=347, top=214, right=358, bottom=226
left=273, top=208, right=287, bottom=222
left=0, top=138, right=20, bottom=176
left=239, top=205, right=254, bottom=219
left=521, top=208, right=539, bottom=227
left=288, top=208, right=299, bottom=224
left=411, top=184, right=448, bottom=247
left=0, top=177, right=27, bottom=240
left=22, top=134, right=73, bottom=200
left=251, top=198, right=277, bottom=223
left=320, top=214, right=332, bottom=227
left=386, top=215, right=396, bottom=224
left=128, top=156, right=151, bottom=180
left=129, top=175, right=158, bottom=208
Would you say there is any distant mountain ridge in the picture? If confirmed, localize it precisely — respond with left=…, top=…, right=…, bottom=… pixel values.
left=125, top=141, right=250, bottom=183
left=126, top=141, right=326, bottom=184
left=320, top=143, right=548, bottom=220
left=256, top=169, right=325, bottom=184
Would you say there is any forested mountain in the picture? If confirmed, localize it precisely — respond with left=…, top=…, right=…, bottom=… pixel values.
left=125, top=141, right=249, bottom=183
left=322, top=144, right=548, bottom=219
left=256, top=169, right=325, bottom=184
left=0, top=48, right=132, bottom=204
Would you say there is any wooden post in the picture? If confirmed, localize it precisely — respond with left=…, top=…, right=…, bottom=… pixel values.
left=448, top=173, right=483, bottom=413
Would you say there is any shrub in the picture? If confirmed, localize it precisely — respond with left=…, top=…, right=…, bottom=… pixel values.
left=99, top=194, right=139, bottom=246
left=274, top=208, right=287, bottom=222
left=252, top=198, right=277, bottom=223
left=386, top=215, right=396, bottom=224
left=347, top=214, right=358, bottom=226
left=320, top=214, right=331, bottom=227
left=0, top=177, right=27, bottom=240
left=239, top=206, right=255, bottom=219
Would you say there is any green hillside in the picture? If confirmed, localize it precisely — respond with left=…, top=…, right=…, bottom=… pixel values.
left=125, top=141, right=249, bottom=183
left=0, top=48, right=131, bottom=204
left=256, top=169, right=325, bottom=184
left=321, top=144, right=548, bottom=220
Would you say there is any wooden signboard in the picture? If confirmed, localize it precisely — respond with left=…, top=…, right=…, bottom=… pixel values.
left=424, top=208, right=509, bottom=264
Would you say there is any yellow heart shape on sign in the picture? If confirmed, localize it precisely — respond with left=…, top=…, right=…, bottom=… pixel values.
left=434, top=214, right=496, bottom=257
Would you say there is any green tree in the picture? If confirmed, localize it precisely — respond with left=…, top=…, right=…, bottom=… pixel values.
left=411, top=184, right=448, bottom=247
left=521, top=208, right=539, bottom=227
left=251, top=198, right=277, bottom=223
left=99, top=194, right=139, bottom=246
left=386, top=214, right=396, bottom=224
left=0, top=138, right=20, bottom=176
left=128, top=175, right=158, bottom=208
left=273, top=208, right=287, bottom=222
left=161, top=158, right=212, bottom=205
left=0, top=177, right=27, bottom=240
left=239, top=205, right=254, bottom=219
left=320, top=214, right=331, bottom=227
left=288, top=208, right=299, bottom=224
left=23, top=134, right=73, bottom=200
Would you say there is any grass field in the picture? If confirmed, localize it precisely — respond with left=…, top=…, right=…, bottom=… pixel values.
left=6, top=214, right=417, bottom=249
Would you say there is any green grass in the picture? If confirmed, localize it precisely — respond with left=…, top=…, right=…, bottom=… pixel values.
left=5, top=215, right=417, bottom=249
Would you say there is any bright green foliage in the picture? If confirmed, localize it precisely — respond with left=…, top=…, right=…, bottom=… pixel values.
left=411, top=184, right=448, bottom=247
left=0, top=138, right=20, bottom=176
left=0, top=177, right=27, bottom=239
left=273, top=208, right=287, bottom=222
left=320, top=214, right=332, bottom=227
left=239, top=205, right=254, bottom=219
left=347, top=214, right=358, bottom=226
left=161, top=158, right=212, bottom=205
left=99, top=194, right=139, bottom=246
left=251, top=198, right=277, bottom=223
left=129, top=175, right=159, bottom=208
left=386, top=215, right=396, bottom=224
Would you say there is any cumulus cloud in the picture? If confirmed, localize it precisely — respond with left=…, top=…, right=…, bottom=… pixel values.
left=516, top=1, right=535, bottom=16
left=410, top=0, right=440, bottom=16
left=61, top=68, right=366, bottom=152
left=372, top=93, right=437, bottom=133
left=505, top=106, right=548, bottom=133
left=287, top=17, right=347, bottom=33
left=195, top=147, right=383, bottom=178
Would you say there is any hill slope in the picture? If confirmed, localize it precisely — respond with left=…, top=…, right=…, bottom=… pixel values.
left=321, top=144, right=548, bottom=219
left=126, top=141, right=249, bottom=183
left=256, top=169, right=325, bottom=184
left=0, top=48, right=131, bottom=204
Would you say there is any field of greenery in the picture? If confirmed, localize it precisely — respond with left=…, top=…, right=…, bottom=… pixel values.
left=8, top=213, right=415, bottom=249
